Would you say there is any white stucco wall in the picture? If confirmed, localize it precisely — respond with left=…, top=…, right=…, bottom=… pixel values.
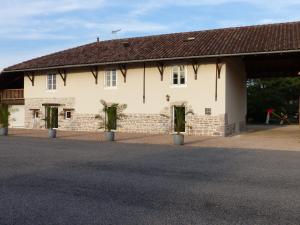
left=225, top=58, right=247, bottom=131
left=24, top=60, right=226, bottom=116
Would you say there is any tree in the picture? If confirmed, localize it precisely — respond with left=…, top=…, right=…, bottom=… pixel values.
left=247, top=77, right=300, bottom=124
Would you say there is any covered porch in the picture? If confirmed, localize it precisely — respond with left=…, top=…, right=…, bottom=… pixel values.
left=243, top=52, right=300, bottom=127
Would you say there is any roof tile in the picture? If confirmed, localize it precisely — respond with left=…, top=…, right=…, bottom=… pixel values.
left=4, top=21, right=300, bottom=72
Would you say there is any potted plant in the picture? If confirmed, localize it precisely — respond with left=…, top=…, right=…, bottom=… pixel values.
left=45, top=107, right=58, bottom=138
left=0, top=104, right=10, bottom=136
left=160, top=103, right=194, bottom=145
left=173, top=104, right=194, bottom=145
left=96, top=100, right=127, bottom=141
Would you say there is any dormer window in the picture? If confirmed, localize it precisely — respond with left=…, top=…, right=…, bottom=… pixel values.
left=184, top=37, right=196, bottom=42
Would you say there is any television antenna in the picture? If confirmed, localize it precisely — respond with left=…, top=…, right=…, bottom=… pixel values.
left=112, top=29, right=122, bottom=39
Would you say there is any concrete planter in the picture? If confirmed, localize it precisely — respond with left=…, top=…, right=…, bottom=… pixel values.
left=105, top=131, right=115, bottom=141
left=173, top=133, right=184, bottom=145
left=0, top=127, right=8, bottom=136
left=48, top=129, right=57, bottom=138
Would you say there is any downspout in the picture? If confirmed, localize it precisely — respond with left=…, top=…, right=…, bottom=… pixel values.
left=215, top=63, right=218, bottom=101
left=143, top=63, right=146, bottom=104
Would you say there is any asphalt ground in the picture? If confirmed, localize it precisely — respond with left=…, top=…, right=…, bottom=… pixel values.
left=0, top=136, right=300, bottom=225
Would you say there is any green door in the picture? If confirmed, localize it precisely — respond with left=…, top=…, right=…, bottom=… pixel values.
left=45, top=106, right=58, bottom=129
left=52, top=107, right=58, bottom=129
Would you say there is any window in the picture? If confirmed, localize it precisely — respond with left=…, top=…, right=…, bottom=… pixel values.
left=64, top=111, right=72, bottom=119
left=172, top=65, right=186, bottom=86
left=105, top=70, right=117, bottom=88
left=33, top=110, right=39, bottom=119
left=47, top=74, right=57, bottom=90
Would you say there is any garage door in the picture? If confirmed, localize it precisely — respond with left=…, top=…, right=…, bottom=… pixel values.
left=9, top=105, right=25, bottom=128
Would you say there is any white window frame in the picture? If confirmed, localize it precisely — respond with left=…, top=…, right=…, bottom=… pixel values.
left=170, top=65, right=187, bottom=87
left=104, top=69, right=117, bottom=89
left=64, top=111, right=72, bottom=120
left=33, top=110, right=39, bottom=119
left=46, top=74, right=57, bottom=91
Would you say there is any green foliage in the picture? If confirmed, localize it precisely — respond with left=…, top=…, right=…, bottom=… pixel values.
left=247, top=77, right=300, bottom=123
left=44, top=107, right=58, bottom=129
left=174, top=104, right=194, bottom=134
left=0, top=104, right=10, bottom=128
left=96, top=100, right=127, bottom=131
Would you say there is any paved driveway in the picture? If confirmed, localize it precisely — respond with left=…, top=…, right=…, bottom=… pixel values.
left=9, top=125, right=300, bottom=151
left=0, top=136, right=300, bottom=225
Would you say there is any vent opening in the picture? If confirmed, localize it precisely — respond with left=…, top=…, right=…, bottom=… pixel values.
left=184, top=37, right=196, bottom=42
left=205, top=108, right=212, bottom=116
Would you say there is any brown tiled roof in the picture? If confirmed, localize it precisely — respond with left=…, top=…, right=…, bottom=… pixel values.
left=4, top=21, right=300, bottom=72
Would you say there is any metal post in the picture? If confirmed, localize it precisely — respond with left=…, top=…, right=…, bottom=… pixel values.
left=143, top=63, right=146, bottom=104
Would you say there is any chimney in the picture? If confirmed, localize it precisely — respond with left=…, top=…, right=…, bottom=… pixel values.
left=97, top=37, right=100, bottom=43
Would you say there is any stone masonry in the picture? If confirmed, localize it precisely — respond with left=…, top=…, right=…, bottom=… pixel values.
left=25, top=98, right=233, bottom=136
left=25, top=98, right=100, bottom=131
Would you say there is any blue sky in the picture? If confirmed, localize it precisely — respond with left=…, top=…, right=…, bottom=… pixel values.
left=1, top=0, right=300, bottom=70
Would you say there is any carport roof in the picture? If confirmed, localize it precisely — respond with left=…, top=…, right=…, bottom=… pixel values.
left=3, top=21, right=300, bottom=73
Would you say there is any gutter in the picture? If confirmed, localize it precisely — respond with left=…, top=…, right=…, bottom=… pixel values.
left=2, top=49, right=300, bottom=74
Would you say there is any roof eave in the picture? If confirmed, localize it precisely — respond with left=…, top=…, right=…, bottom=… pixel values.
left=3, top=49, right=300, bottom=73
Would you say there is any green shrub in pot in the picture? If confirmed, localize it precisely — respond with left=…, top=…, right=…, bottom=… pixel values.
left=44, top=107, right=58, bottom=138
left=161, top=103, right=194, bottom=145
left=96, top=100, right=127, bottom=141
left=0, top=104, right=10, bottom=136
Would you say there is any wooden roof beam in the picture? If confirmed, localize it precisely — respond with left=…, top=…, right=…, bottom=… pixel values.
left=58, top=69, right=67, bottom=86
left=192, top=61, right=200, bottom=80
left=90, top=66, right=99, bottom=84
left=119, top=64, right=127, bottom=83
left=25, top=71, right=35, bottom=86
left=157, top=62, right=165, bottom=81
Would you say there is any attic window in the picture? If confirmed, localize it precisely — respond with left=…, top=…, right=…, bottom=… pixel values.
left=122, top=42, right=130, bottom=47
left=184, top=37, right=196, bottom=42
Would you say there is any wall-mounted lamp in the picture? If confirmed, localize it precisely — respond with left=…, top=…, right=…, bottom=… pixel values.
left=166, top=94, right=170, bottom=102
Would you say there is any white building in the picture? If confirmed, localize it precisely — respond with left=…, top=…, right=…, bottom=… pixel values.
left=1, top=21, right=299, bottom=136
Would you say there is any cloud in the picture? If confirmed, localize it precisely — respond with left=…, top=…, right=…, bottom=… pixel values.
left=127, top=1, right=164, bottom=17
left=2, top=0, right=300, bottom=41
left=0, top=0, right=106, bottom=18
left=154, top=0, right=300, bottom=7
left=0, top=44, right=74, bottom=69
left=126, top=0, right=300, bottom=17
left=1, top=0, right=300, bottom=68
left=0, top=0, right=108, bottom=40
left=0, top=0, right=170, bottom=41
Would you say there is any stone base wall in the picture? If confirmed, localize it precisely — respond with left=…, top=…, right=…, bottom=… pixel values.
left=25, top=98, right=102, bottom=131
left=115, top=114, right=228, bottom=136
left=60, top=114, right=100, bottom=131
left=118, top=114, right=170, bottom=134
left=25, top=98, right=76, bottom=129
left=186, top=114, right=226, bottom=136
left=224, top=120, right=247, bottom=136
left=239, top=121, right=247, bottom=132
left=24, top=98, right=242, bottom=136
left=225, top=123, right=236, bottom=136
